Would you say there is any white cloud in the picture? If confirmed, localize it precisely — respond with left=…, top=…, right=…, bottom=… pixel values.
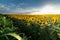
left=0, top=3, right=31, bottom=14
left=0, top=4, right=11, bottom=13
left=0, top=4, right=25, bottom=14
left=0, top=4, right=60, bottom=14
left=28, top=4, right=60, bottom=15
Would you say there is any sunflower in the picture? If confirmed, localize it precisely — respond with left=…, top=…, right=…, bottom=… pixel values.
left=51, top=17, right=57, bottom=24
left=41, top=22, right=47, bottom=26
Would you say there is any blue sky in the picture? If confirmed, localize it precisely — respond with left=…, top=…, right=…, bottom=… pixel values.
left=0, top=0, right=60, bottom=14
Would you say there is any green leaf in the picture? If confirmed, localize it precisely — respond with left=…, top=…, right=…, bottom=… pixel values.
left=57, top=33, right=60, bottom=38
left=7, top=33, right=22, bottom=40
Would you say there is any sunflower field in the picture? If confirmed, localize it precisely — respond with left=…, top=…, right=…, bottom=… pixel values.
left=0, top=14, right=60, bottom=40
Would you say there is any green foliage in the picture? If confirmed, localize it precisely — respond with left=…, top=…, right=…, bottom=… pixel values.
left=0, top=14, right=22, bottom=40
left=12, top=18, right=60, bottom=40
left=0, top=14, right=60, bottom=40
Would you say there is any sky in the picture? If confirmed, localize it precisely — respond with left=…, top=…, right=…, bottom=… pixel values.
left=0, top=0, right=60, bottom=14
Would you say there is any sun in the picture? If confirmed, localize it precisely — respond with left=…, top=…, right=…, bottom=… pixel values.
left=40, top=5, right=54, bottom=13
left=29, top=4, right=60, bottom=15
